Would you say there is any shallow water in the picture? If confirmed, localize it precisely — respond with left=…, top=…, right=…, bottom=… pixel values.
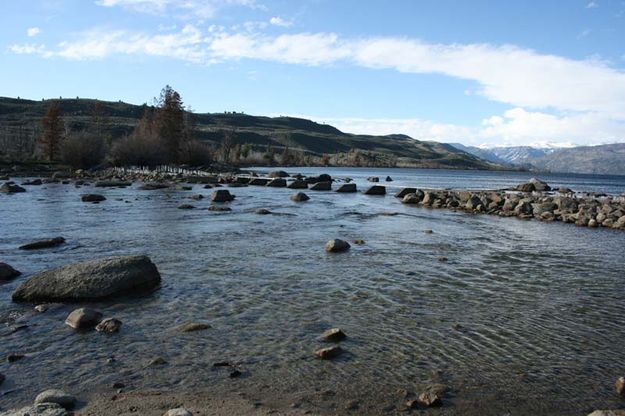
left=1, top=168, right=625, bottom=415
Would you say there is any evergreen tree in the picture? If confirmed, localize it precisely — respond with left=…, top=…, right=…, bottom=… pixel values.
left=156, top=85, right=185, bottom=163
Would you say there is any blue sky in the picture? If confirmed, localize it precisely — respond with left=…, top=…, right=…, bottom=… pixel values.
left=2, top=0, right=625, bottom=147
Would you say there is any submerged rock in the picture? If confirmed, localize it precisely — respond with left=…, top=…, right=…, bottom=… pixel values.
left=255, top=208, right=272, bottom=215
left=65, top=308, right=103, bottom=329
left=249, top=178, right=270, bottom=186
left=0, top=262, right=21, bottom=281
left=95, top=180, right=131, bottom=188
left=177, top=204, right=196, bottom=210
left=315, top=346, right=343, bottom=359
left=336, top=183, right=357, bottom=193
left=12, top=255, right=161, bottom=302
left=290, top=192, right=310, bottom=202
left=138, top=183, right=169, bottom=190
left=96, top=318, right=122, bottom=333
left=211, top=189, right=235, bottom=202
left=367, top=176, right=379, bottom=182
left=267, top=178, right=287, bottom=187
left=178, top=322, right=211, bottom=332
left=19, top=237, right=66, bottom=250
left=34, top=389, right=76, bottom=409
left=325, top=239, right=351, bottom=253
left=23, top=179, right=43, bottom=186
left=81, top=194, right=106, bottom=203
left=208, top=205, right=232, bottom=212
left=322, top=328, right=346, bottom=342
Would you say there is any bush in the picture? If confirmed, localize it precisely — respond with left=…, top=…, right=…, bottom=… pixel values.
left=60, top=132, right=107, bottom=169
left=179, top=140, right=214, bottom=166
left=111, top=132, right=168, bottom=167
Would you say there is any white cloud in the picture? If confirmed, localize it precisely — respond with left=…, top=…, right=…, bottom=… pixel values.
left=27, top=27, right=41, bottom=37
left=586, top=1, right=599, bottom=8
left=95, top=0, right=258, bottom=19
left=8, top=26, right=625, bottom=146
left=269, top=17, right=293, bottom=27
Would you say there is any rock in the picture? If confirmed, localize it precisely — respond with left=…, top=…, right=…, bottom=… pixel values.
left=336, top=183, right=357, bottom=193
left=0, top=182, right=26, bottom=193
left=529, top=177, right=551, bottom=191
left=2, top=403, right=68, bottom=416
left=532, top=202, right=557, bottom=216
left=211, top=189, right=235, bottom=202
left=267, top=178, right=287, bottom=187
left=34, top=389, right=76, bottom=409
left=417, top=391, right=442, bottom=407
left=189, top=194, right=204, bottom=200
left=255, top=208, right=271, bottom=215
left=35, top=304, right=49, bottom=313
left=287, top=180, right=308, bottom=189
left=325, top=239, right=351, bottom=253
left=402, top=193, right=421, bottom=204
left=12, top=255, right=161, bottom=302
left=290, top=192, right=310, bottom=202
left=616, top=376, right=625, bottom=396
left=95, top=180, right=131, bottom=188
left=558, top=187, right=574, bottom=194
left=65, top=308, right=103, bottom=329
left=322, top=328, right=346, bottom=342
left=164, top=408, right=193, bottom=416
left=587, top=412, right=625, bottom=416
left=178, top=204, right=196, bottom=209
left=23, top=179, right=43, bottom=186
left=306, top=174, right=332, bottom=184
left=139, top=183, right=169, bottom=190
left=465, top=195, right=482, bottom=210
left=208, top=205, right=232, bottom=212
left=367, top=176, right=379, bottom=182
left=424, top=229, right=433, bottom=234
left=268, top=170, right=290, bottom=178
left=19, top=237, right=66, bottom=250
left=178, top=322, right=211, bottom=332
left=516, top=182, right=535, bottom=192
left=96, top=318, right=122, bottom=333
left=0, top=262, right=21, bottom=281
left=148, top=357, right=167, bottom=366
left=395, top=187, right=417, bottom=198
left=249, top=178, right=270, bottom=186
left=310, top=181, right=331, bottom=191
left=81, top=194, right=106, bottom=203
left=385, top=176, right=393, bottom=182
left=353, top=239, right=365, bottom=245
left=364, top=185, right=386, bottom=195
left=615, top=215, right=625, bottom=229
left=315, top=346, right=343, bottom=359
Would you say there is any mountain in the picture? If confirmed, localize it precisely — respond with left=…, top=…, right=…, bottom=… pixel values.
left=449, top=143, right=555, bottom=167
left=0, top=97, right=497, bottom=170
left=449, top=142, right=625, bottom=175
left=532, top=143, right=625, bottom=175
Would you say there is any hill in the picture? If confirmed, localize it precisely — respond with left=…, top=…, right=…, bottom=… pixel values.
left=0, top=96, right=497, bottom=170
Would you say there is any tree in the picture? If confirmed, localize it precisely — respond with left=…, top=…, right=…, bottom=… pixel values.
left=263, top=144, right=275, bottom=165
left=219, top=129, right=235, bottom=163
left=281, top=144, right=293, bottom=166
left=240, top=143, right=252, bottom=159
left=155, top=85, right=185, bottom=163
left=40, top=102, right=65, bottom=161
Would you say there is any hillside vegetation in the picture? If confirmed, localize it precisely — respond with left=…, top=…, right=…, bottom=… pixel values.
left=0, top=95, right=496, bottom=170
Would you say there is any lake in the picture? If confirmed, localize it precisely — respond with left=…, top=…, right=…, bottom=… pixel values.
left=1, top=167, right=625, bottom=415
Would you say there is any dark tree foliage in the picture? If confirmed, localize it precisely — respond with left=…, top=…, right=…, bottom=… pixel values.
left=40, top=102, right=65, bottom=161
left=156, top=85, right=185, bottom=163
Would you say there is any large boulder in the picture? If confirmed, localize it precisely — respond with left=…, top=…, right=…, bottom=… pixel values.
left=268, top=170, right=289, bottom=178
left=310, top=181, right=331, bottom=191
left=249, top=178, right=269, bottom=186
left=336, top=183, right=357, bottom=193
left=306, top=174, right=332, bottom=184
left=325, top=239, right=350, bottom=253
left=211, top=189, right=235, bottom=202
left=364, top=185, right=386, bottom=195
left=516, top=182, right=535, bottom=192
left=287, top=180, right=308, bottom=189
left=12, top=255, right=161, bottom=302
left=0, top=262, right=21, bottom=281
left=266, top=178, right=287, bottom=187
left=290, top=192, right=310, bottom=202
left=395, top=188, right=417, bottom=198
left=530, top=177, right=551, bottom=192
left=34, top=389, right=76, bottom=409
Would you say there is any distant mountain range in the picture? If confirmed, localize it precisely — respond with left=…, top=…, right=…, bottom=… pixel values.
left=449, top=143, right=625, bottom=175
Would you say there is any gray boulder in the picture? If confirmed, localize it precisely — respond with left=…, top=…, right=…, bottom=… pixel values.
left=34, top=389, right=76, bottom=409
left=268, top=170, right=289, bottom=178
left=395, top=188, right=417, bottom=198
left=249, top=178, right=269, bottom=186
left=266, top=178, right=287, bottom=187
left=530, top=177, right=551, bottom=191
left=287, top=180, right=308, bottom=189
left=325, top=239, right=350, bottom=253
left=81, top=194, right=106, bottom=203
left=0, top=182, right=26, bottom=193
left=290, top=192, right=310, bottom=202
left=0, top=262, right=21, bottom=281
left=12, top=255, right=161, bottom=302
left=65, top=308, right=103, bottom=329
left=96, top=318, right=122, bottom=333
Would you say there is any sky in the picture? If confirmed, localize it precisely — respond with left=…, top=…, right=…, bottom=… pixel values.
left=2, top=0, right=625, bottom=148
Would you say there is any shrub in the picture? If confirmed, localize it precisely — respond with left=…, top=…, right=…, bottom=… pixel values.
left=179, top=140, right=214, bottom=166
left=60, top=131, right=107, bottom=169
left=111, top=131, right=168, bottom=167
